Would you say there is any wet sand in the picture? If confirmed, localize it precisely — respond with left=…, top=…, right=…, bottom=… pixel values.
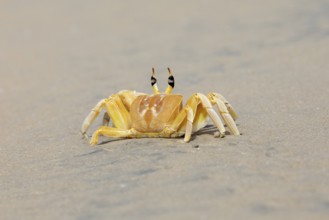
left=1, top=0, right=329, bottom=219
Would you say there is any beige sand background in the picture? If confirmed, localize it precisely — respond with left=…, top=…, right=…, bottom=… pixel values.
left=1, top=0, right=329, bottom=219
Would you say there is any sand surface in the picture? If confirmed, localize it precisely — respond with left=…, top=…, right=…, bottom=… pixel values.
left=1, top=0, right=329, bottom=219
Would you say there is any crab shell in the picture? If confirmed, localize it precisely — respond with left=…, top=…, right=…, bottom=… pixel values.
left=130, top=94, right=183, bottom=132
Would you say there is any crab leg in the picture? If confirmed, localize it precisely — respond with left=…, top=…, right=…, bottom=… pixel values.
left=167, top=93, right=226, bottom=142
left=208, top=92, right=238, bottom=120
left=105, top=95, right=131, bottom=129
left=164, top=106, right=195, bottom=142
left=215, top=99, right=240, bottom=135
left=164, top=97, right=198, bottom=142
left=81, top=94, right=131, bottom=140
left=90, top=127, right=136, bottom=145
left=207, top=93, right=240, bottom=135
left=196, top=93, right=226, bottom=137
left=183, top=106, right=194, bottom=142
left=165, top=94, right=200, bottom=139
left=81, top=99, right=107, bottom=139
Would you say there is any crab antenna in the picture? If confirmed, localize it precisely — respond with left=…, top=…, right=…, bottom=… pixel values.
left=165, top=67, right=175, bottom=94
left=151, top=67, right=160, bottom=94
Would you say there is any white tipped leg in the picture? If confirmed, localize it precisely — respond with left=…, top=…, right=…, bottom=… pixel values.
left=184, top=106, right=194, bottom=142
left=81, top=99, right=107, bottom=140
left=81, top=93, right=133, bottom=141
left=214, top=99, right=240, bottom=135
left=207, top=92, right=240, bottom=135
left=167, top=93, right=231, bottom=142
left=197, top=93, right=226, bottom=137
left=210, top=93, right=238, bottom=120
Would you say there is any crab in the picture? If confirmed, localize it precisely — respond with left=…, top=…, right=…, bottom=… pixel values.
left=81, top=68, right=240, bottom=145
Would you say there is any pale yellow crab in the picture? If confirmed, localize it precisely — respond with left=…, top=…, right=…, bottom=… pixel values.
left=81, top=68, right=240, bottom=145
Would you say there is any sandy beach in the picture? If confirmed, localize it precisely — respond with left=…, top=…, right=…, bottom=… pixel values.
left=1, top=0, right=329, bottom=219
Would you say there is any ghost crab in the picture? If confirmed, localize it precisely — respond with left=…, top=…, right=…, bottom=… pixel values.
left=81, top=68, right=240, bottom=145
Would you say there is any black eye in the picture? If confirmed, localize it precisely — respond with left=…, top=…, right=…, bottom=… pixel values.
left=151, top=75, right=157, bottom=86
left=168, top=75, right=174, bottom=88
left=151, top=67, right=157, bottom=86
left=167, top=68, right=175, bottom=88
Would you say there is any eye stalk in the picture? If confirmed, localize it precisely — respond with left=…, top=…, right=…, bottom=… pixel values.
left=151, top=68, right=160, bottom=94
left=165, top=67, right=175, bottom=94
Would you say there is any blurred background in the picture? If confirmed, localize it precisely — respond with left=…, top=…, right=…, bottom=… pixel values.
left=2, top=0, right=328, bottom=96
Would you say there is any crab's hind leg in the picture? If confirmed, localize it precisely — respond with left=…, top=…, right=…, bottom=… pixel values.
left=90, top=127, right=136, bottom=145
left=207, top=92, right=240, bottom=135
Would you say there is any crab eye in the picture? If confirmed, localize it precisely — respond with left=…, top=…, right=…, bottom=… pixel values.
left=151, top=68, right=160, bottom=94
left=167, top=68, right=175, bottom=88
left=151, top=67, right=157, bottom=86
left=168, top=74, right=174, bottom=88
left=151, top=75, right=157, bottom=86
